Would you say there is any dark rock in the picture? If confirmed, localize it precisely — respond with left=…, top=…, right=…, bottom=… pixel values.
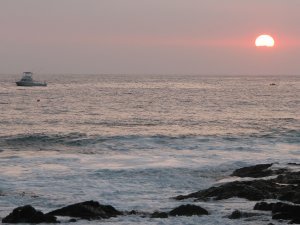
left=274, top=168, right=290, bottom=175
left=277, top=185, right=300, bottom=204
left=273, top=212, right=292, bottom=220
left=231, top=163, right=273, bottom=178
left=168, top=204, right=208, bottom=217
left=151, top=211, right=168, bottom=218
left=272, top=202, right=300, bottom=222
left=68, top=218, right=77, bottom=222
left=128, top=210, right=138, bottom=215
left=288, top=163, right=300, bottom=166
left=175, top=180, right=278, bottom=201
left=254, top=202, right=274, bottom=211
left=47, top=201, right=122, bottom=220
left=125, top=210, right=149, bottom=217
left=289, top=218, right=300, bottom=224
left=175, top=177, right=300, bottom=203
left=275, top=171, right=300, bottom=185
left=228, top=210, right=243, bottom=219
left=228, top=210, right=260, bottom=219
left=2, top=205, right=58, bottom=224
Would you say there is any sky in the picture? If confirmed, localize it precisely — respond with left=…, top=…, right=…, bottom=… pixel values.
left=0, top=0, right=300, bottom=75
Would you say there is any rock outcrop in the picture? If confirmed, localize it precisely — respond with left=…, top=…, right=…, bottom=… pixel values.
left=175, top=169, right=300, bottom=204
left=231, top=163, right=274, bottom=178
left=254, top=202, right=274, bottom=211
left=175, top=163, right=300, bottom=223
left=2, top=205, right=57, bottom=224
left=254, top=202, right=300, bottom=224
left=228, top=210, right=260, bottom=219
left=150, top=204, right=209, bottom=218
left=47, top=200, right=122, bottom=220
left=168, top=204, right=209, bottom=217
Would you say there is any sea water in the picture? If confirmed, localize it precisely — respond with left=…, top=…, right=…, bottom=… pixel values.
left=0, top=74, right=299, bottom=224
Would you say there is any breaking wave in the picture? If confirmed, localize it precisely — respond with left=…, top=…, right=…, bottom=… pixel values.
left=1, top=128, right=299, bottom=152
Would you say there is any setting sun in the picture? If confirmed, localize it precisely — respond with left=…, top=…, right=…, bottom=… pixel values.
left=255, top=34, right=275, bottom=47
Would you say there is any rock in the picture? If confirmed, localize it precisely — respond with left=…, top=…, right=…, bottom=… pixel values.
left=275, top=171, right=300, bottom=185
left=228, top=210, right=259, bottom=219
left=125, top=210, right=150, bottom=217
left=289, top=218, right=300, bottom=224
left=127, top=210, right=138, bottom=215
left=151, top=211, right=168, bottom=218
left=277, top=185, right=300, bottom=204
left=175, top=178, right=300, bottom=203
left=228, top=210, right=243, bottom=219
left=272, top=202, right=300, bottom=222
left=173, top=163, right=300, bottom=223
left=175, top=180, right=278, bottom=201
left=47, top=201, right=122, bottom=220
left=2, top=205, right=58, bottom=224
left=231, top=163, right=273, bottom=178
left=149, top=205, right=209, bottom=218
left=254, top=202, right=274, bottom=211
left=168, top=204, right=209, bottom=217
left=288, top=163, right=300, bottom=166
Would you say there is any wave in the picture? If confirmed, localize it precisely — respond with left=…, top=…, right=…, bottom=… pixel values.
left=248, top=128, right=300, bottom=143
left=0, top=129, right=299, bottom=152
left=0, top=133, right=195, bottom=149
left=1, top=133, right=88, bottom=148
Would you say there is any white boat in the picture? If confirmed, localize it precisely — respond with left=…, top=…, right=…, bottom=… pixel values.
left=16, top=72, right=47, bottom=87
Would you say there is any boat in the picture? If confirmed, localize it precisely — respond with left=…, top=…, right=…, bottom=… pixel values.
left=16, top=72, right=47, bottom=87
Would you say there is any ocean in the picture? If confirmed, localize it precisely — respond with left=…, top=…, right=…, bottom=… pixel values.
left=0, top=74, right=299, bottom=224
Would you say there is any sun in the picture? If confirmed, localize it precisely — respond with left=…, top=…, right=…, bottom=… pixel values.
left=255, top=34, right=275, bottom=47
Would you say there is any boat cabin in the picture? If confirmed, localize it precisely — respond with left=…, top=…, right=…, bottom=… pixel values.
left=20, top=72, right=34, bottom=82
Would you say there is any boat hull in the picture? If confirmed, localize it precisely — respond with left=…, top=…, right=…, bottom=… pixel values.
left=16, top=81, right=47, bottom=87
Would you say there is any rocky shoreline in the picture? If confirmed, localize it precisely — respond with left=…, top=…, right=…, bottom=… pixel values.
left=2, top=163, right=300, bottom=224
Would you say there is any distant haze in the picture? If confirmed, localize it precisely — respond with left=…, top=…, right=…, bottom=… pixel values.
left=0, top=0, right=299, bottom=75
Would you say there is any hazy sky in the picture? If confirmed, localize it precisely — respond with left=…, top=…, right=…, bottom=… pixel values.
left=1, top=0, right=299, bottom=75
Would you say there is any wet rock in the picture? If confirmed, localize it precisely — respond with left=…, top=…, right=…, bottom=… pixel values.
left=228, top=210, right=260, bottom=219
left=288, top=163, right=300, bottom=166
left=231, top=163, right=273, bottom=178
left=277, top=185, right=300, bottom=204
left=127, top=210, right=138, bottom=215
left=2, top=205, right=58, bottom=223
left=275, top=171, right=300, bottom=185
left=228, top=210, right=243, bottom=219
left=150, top=205, right=209, bottom=218
left=175, top=178, right=300, bottom=203
left=125, top=210, right=150, bottom=217
left=272, top=202, right=300, bottom=223
left=254, top=202, right=274, bottom=211
left=168, top=204, right=209, bottom=217
left=151, top=211, right=168, bottom=218
left=175, top=180, right=277, bottom=201
left=290, top=218, right=300, bottom=224
left=47, top=201, right=122, bottom=220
